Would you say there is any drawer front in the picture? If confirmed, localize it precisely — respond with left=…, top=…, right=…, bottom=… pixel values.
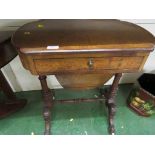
left=34, top=56, right=144, bottom=74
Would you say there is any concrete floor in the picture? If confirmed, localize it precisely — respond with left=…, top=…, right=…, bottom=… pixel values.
left=0, top=84, right=155, bottom=135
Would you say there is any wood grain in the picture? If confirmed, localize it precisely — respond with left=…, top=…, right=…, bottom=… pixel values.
left=55, top=73, right=113, bottom=89
left=12, top=19, right=155, bottom=54
left=34, top=56, right=144, bottom=75
left=11, top=19, right=155, bottom=135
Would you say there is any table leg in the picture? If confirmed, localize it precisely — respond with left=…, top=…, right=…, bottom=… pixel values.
left=106, top=73, right=122, bottom=135
left=39, top=75, right=53, bottom=135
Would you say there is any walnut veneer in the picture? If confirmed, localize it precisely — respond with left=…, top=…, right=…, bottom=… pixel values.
left=12, top=19, right=155, bottom=134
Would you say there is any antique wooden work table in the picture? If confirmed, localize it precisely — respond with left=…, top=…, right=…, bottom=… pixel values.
left=12, top=20, right=155, bottom=135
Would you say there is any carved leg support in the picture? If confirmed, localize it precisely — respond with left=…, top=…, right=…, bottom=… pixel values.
left=39, top=75, right=53, bottom=135
left=106, top=73, right=122, bottom=135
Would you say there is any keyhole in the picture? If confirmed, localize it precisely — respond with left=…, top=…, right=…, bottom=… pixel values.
left=88, top=58, right=94, bottom=69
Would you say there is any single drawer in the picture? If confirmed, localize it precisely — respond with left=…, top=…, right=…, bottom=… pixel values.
left=34, top=56, right=144, bottom=74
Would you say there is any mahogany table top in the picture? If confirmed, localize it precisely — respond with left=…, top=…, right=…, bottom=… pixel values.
left=12, top=19, right=155, bottom=54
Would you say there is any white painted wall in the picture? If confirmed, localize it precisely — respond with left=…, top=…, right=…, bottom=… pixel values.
left=0, top=19, right=155, bottom=92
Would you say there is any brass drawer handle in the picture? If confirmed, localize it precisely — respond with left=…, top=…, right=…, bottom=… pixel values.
left=87, top=58, right=94, bottom=69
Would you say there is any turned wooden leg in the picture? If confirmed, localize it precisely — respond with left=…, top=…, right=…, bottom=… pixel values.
left=39, top=75, right=53, bottom=135
left=106, top=73, right=122, bottom=135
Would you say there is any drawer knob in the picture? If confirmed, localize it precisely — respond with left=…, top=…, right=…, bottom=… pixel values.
left=88, top=58, right=94, bottom=69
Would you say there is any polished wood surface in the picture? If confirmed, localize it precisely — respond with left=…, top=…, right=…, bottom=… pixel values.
left=34, top=56, right=146, bottom=75
left=12, top=19, right=154, bottom=53
left=12, top=20, right=155, bottom=134
left=38, top=75, right=53, bottom=135
left=56, top=73, right=113, bottom=89
left=11, top=20, right=154, bottom=77
left=18, top=51, right=150, bottom=76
